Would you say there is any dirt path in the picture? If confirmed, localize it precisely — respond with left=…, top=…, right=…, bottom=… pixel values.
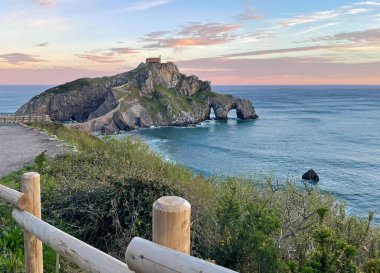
left=0, top=123, right=69, bottom=177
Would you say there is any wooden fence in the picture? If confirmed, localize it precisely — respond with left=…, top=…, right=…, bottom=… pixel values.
left=0, top=172, right=237, bottom=273
left=0, top=114, right=51, bottom=123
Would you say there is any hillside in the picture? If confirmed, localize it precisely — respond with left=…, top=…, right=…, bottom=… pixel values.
left=17, top=62, right=258, bottom=134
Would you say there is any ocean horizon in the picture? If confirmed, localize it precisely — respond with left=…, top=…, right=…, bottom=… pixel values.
left=1, top=84, right=380, bottom=221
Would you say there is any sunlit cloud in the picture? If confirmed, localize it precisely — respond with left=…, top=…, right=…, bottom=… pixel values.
left=308, top=28, right=380, bottom=43
left=142, top=22, right=240, bottom=48
left=109, top=48, right=140, bottom=55
left=279, top=10, right=339, bottom=27
left=235, top=8, right=263, bottom=21
left=297, top=22, right=339, bottom=35
left=354, top=1, right=380, bottom=6
left=346, top=8, right=373, bottom=14
left=275, top=2, right=380, bottom=30
left=79, top=53, right=125, bottom=64
left=238, top=31, right=276, bottom=43
left=0, top=53, right=45, bottom=65
left=222, top=45, right=339, bottom=58
left=32, top=0, right=54, bottom=7
left=121, top=0, right=173, bottom=12
left=78, top=47, right=140, bottom=63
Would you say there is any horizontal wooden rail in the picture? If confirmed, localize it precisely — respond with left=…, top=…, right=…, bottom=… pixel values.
left=0, top=184, right=26, bottom=210
left=0, top=114, right=51, bottom=123
left=12, top=209, right=133, bottom=273
left=126, top=237, right=237, bottom=273
left=2, top=175, right=238, bottom=273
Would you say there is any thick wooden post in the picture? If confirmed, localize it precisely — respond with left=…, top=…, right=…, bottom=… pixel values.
left=152, top=196, right=191, bottom=254
left=22, top=172, right=43, bottom=273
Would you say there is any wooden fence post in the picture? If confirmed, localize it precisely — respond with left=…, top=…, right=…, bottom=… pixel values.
left=22, top=172, right=43, bottom=273
left=152, top=196, right=191, bottom=254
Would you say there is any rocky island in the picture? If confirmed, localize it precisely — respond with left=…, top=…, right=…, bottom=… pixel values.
left=17, top=61, right=258, bottom=134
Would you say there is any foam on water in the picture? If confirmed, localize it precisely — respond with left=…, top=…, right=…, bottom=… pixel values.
left=128, top=85, right=380, bottom=221
left=2, top=84, right=380, bottom=221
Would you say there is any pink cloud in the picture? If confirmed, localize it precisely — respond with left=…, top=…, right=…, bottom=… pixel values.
left=143, top=22, right=240, bottom=48
left=0, top=53, right=45, bottom=65
left=235, top=8, right=263, bottom=21
left=307, top=28, right=380, bottom=43
left=222, top=45, right=340, bottom=58
left=78, top=47, right=140, bottom=63
left=33, top=0, right=54, bottom=7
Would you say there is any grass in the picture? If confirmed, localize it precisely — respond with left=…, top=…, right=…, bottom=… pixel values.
left=1, top=122, right=380, bottom=272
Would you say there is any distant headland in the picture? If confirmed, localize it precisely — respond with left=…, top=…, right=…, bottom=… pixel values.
left=17, top=60, right=258, bottom=134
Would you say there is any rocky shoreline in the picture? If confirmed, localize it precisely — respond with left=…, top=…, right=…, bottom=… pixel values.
left=17, top=62, right=258, bottom=134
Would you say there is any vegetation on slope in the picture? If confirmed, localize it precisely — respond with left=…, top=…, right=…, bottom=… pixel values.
left=1, top=122, right=380, bottom=273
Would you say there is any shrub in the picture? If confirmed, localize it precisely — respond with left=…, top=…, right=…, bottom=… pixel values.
left=2, top=122, right=380, bottom=273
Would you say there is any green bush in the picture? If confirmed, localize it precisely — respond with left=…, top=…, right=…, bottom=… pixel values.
left=2, top=122, right=380, bottom=273
left=213, top=180, right=282, bottom=272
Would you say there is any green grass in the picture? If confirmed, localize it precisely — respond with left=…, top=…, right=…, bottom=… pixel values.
left=138, top=85, right=208, bottom=120
left=2, top=122, right=380, bottom=273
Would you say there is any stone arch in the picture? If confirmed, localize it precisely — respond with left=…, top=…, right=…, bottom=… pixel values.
left=210, top=101, right=238, bottom=120
left=209, top=98, right=257, bottom=120
left=226, top=104, right=239, bottom=119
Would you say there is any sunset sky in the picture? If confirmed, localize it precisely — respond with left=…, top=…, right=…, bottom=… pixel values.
left=1, top=0, right=380, bottom=85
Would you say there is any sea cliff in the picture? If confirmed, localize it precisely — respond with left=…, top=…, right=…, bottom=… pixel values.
left=17, top=62, right=258, bottom=134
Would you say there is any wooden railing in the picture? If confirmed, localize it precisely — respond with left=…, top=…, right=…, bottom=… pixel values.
left=0, top=114, right=51, bottom=123
left=0, top=172, right=236, bottom=273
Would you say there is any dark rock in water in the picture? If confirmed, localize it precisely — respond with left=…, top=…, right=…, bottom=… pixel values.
left=302, top=169, right=319, bottom=182
left=16, top=62, right=258, bottom=134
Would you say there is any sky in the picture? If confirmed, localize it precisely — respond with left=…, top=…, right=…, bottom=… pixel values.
left=0, top=0, right=380, bottom=85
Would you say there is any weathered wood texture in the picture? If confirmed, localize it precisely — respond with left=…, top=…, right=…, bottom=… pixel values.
left=22, top=172, right=43, bottom=273
left=0, top=114, right=51, bottom=123
left=12, top=209, right=134, bottom=273
left=153, top=196, right=191, bottom=254
left=0, top=184, right=26, bottom=210
left=126, top=237, right=238, bottom=273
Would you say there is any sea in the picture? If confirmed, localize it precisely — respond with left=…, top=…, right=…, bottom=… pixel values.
left=1, top=85, right=380, bottom=221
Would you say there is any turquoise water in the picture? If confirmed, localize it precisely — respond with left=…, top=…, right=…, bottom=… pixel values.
left=1, top=84, right=380, bottom=220
left=126, top=85, right=380, bottom=220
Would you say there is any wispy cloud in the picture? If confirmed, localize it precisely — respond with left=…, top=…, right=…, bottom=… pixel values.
left=79, top=53, right=125, bottom=64
left=121, top=0, right=172, bottom=12
left=235, top=8, right=263, bottom=21
left=142, top=22, right=240, bottom=48
left=346, top=8, right=373, bottom=14
left=0, top=53, right=45, bottom=65
left=78, top=47, right=140, bottom=63
left=36, top=42, right=49, bottom=47
left=354, top=1, right=380, bottom=6
left=238, top=31, right=276, bottom=43
left=297, top=22, right=339, bottom=35
left=308, top=28, right=380, bottom=43
left=275, top=2, right=380, bottom=30
left=32, top=0, right=54, bottom=7
left=109, top=48, right=140, bottom=55
left=279, top=10, right=339, bottom=27
left=222, top=45, right=339, bottom=58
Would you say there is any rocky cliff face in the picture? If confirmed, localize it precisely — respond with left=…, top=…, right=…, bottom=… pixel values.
left=17, top=62, right=258, bottom=134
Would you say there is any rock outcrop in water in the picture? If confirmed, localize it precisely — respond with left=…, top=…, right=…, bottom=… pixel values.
left=17, top=62, right=258, bottom=134
left=302, top=169, right=319, bottom=182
